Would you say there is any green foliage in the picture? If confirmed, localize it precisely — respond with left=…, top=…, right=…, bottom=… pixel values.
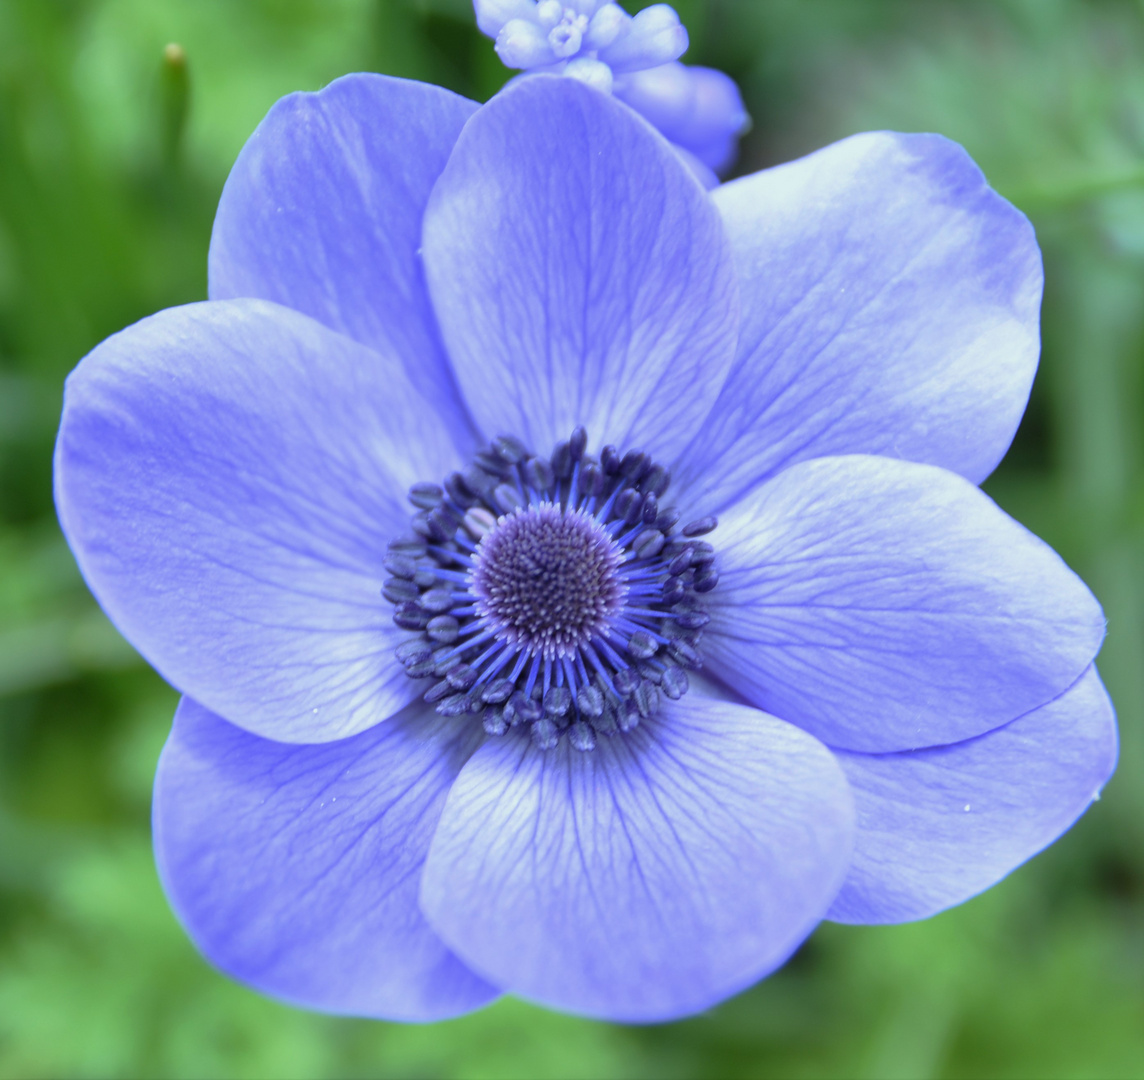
left=1, top=1, right=1142, bottom=1076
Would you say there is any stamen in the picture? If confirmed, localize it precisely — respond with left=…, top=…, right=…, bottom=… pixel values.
left=382, top=429, right=718, bottom=751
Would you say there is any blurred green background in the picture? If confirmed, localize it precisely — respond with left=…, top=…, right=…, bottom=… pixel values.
left=1, top=0, right=1143, bottom=1076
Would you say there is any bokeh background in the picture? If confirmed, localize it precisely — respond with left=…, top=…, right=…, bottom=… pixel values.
left=1, top=0, right=1143, bottom=1076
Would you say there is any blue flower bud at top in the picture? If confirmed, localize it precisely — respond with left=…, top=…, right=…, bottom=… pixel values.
left=474, top=0, right=748, bottom=178
left=615, top=61, right=750, bottom=174
left=597, top=3, right=687, bottom=73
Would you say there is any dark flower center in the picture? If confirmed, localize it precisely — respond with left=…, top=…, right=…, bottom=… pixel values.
left=384, top=428, right=718, bottom=752
left=470, top=503, right=626, bottom=657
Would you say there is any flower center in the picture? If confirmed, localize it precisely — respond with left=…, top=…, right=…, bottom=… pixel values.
left=384, top=428, right=718, bottom=752
left=471, top=503, right=626, bottom=658
left=538, top=3, right=589, bottom=59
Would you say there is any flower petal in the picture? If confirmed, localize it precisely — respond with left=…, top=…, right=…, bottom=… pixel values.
left=55, top=299, right=461, bottom=743
left=154, top=696, right=498, bottom=1020
left=474, top=0, right=536, bottom=38
left=672, top=132, right=1042, bottom=515
left=614, top=63, right=749, bottom=173
left=209, top=73, right=479, bottom=445
left=422, top=75, right=738, bottom=463
left=828, top=666, right=1118, bottom=924
left=419, top=697, right=854, bottom=1022
left=496, top=17, right=556, bottom=68
left=598, top=3, right=688, bottom=74
left=706, top=456, right=1105, bottom=753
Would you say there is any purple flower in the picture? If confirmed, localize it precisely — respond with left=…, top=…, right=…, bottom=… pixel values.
left=475, top=0, right=749, bottom=180
left=54, top=73, right=1116, bottom=1023
left=477, top=1, right=688, bottom=84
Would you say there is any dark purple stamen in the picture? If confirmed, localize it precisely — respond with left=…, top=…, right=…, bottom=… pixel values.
left=383, top=428, right=718, bottom=751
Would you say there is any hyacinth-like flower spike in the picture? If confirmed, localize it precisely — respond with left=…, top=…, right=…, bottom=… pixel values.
left=56, top=70, right=1116, bottom=1023
left=478, top=0, right=687, bottom=84
left=476, top=0, right=749, bottom=180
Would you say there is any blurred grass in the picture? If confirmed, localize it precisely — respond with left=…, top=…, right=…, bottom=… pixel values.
left=1, top=0, right=1143, bottom=1077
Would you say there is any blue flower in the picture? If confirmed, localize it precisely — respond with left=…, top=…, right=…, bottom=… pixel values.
left=54, top=73, right=1116, bottom=1023
left=476, top=1, right=688, bottom=84
left=475, top=0, right=749, bottom=180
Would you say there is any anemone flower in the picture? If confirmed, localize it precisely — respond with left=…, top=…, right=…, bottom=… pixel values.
left=53, top=73, right=1116, bottom=1023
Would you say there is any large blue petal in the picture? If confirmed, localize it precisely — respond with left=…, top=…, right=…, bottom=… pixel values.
left=55, top=299, right=462, bottom=743
left=705, top=456, right=1105, bottom=753
left=154, top=697, right=498, bottom=1020
left=672, top=132, right=1042, bottom=515
left=422, top=75, right=738, bottom=463
left=209, top=73, right=478, bottom=448
left=828, top=666, right=1117, bottom=924
left=419, top=697, right=854, bottom=1022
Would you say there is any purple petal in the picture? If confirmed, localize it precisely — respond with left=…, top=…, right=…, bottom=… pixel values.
left=672, top=132, right=1042, bottom=515
left=209, top=73, right=479, bottom=447
left=828, top=666, right=1118, bottom=924
left=422, top=75, right=738, bottom=464
left=496, top=17, right=556, bottom=68
left=614, top=63, right=748, bottom=173
left=598, top=4, right=688, bottom=74
left=55, top=299, right=461, bottom=743
left=584, top=4, right=627, bottom=52
left=706, top=455, right=1105, bottom=753
left=419, top=697, right=854, bottom=1021
left=474, top=0, right=536, bottom=38
left=154, top=697, right=498, bottom=1020
left=564, top=56, right=615, bottom=93
left=671, top=144, right=720, bottom=190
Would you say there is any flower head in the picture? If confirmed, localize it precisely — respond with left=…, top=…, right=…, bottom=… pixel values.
left=475, top=0, right=749, bottom=180
left=478, top=1, right=687, bottom=87
left=55, top=72, right=1116, bottom=1022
